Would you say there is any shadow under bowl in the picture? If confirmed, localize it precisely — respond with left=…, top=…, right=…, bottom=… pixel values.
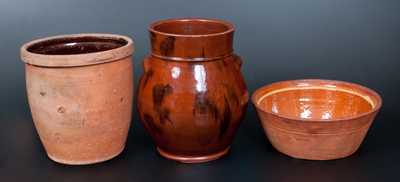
left=252, top=79, right=382, bottom=160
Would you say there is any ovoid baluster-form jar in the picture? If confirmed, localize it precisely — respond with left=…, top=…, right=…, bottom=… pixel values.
left=138, top=18, right=249, bottom=163
left=20, top=34, right=134, bottom=165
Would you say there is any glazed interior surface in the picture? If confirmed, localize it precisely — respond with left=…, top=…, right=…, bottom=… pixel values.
left=152, top=20, right=231, bottom=35
left=258, top=87, right=374, bottom=120
left=27, top=36, right=128, bottom=55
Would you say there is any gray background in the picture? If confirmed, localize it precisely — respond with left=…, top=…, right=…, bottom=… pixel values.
left=0, top=0, right=399, bottom=181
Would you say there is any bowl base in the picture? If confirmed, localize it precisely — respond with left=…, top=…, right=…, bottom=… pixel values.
left=277, top=148, right=358, bottom=161
left=46, top=146, right=125, bottom=165
left=157, top=147, right=230, bottom=163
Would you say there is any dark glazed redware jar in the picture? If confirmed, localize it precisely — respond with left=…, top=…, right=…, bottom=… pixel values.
left=137, top=18, right=248, bottom=163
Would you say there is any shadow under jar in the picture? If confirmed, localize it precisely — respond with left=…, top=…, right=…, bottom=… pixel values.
left=137, top=18, right=249, bottom=163
left=20, top=34, right=134, bottom=165
left=252, top=79, right=382, bottom=160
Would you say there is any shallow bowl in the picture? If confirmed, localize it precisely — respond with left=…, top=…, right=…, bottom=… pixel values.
left=252, top=79, right=382, bottom=160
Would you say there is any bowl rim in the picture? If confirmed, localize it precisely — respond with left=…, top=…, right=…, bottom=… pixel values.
left=251, top=79, right=382, bottom=123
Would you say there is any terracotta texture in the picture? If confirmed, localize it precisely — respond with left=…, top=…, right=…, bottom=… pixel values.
left=20, top=34, right=134, bottom=165
left=137, top=18, right=248, bottom=163
left=252, top=79, right=382, bottom=160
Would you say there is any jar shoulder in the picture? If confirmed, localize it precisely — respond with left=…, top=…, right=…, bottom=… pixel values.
left=139, top=55, right=247, bottom=94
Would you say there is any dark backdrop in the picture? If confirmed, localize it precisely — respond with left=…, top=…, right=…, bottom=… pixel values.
left=1, top=0, right=399, bottom=181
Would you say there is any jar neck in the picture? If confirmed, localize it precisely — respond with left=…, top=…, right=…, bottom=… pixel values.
left=149, top=18, right=234, bottom=61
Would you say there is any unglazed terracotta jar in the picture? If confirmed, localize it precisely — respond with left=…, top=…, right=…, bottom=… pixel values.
left=20, top=33, right=134, bottom=165
left=252, top=79, right=382, bottom=160
left=137, top=18, right=248, bottom=163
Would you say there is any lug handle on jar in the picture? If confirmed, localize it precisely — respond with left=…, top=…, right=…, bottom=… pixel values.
left=143, top=57, right=151, bottom=73
left=233, top=55, right=243, bottom=69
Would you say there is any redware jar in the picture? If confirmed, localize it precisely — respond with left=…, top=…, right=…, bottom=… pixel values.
left=137, top=18, right=249, bottom=163
left=20, top=33, right=134, bottom=165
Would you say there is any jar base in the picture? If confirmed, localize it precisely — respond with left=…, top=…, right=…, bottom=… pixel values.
left=156, top=147, right=230, bottom=163
left=46, top=146, right=125, bottom=165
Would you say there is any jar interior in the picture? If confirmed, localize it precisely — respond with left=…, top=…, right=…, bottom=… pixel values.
left=152, top=20, right=231, bottom=35
left=27, top=36, right=128, bottom=55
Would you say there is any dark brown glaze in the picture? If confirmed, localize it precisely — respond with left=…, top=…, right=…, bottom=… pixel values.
left=252, top=79, right=382, bottom=160
left=193, top=92, right=219, bottom=121
left=27, top=36, right=128, bottom=55
left=141, top=69, right=154, bottom=87
left=159, top=36, right=175, bottom=56
left=143, top=113, right=163, bottom=135
left=152, top=84, right=173, bottom=124
left=138, top=18, right=248, bottom=163
left=219, top=96, right=232, bottom=139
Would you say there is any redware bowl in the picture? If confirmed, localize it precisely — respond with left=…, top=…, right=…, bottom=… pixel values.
left=252, top=79, right=382, bottom=160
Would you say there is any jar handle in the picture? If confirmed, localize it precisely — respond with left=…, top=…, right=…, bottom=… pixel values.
left=143, top=57, right=151, bottom=73
left=233, top=54, right=243, bottom=69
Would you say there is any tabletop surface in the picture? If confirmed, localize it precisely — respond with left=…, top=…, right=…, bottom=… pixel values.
left=1, top=106, right=398, bottom=182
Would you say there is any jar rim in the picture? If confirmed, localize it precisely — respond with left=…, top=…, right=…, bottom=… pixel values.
left=20, top=33, right=134, bottom=67
left=149, top=18, right=235, bottom=38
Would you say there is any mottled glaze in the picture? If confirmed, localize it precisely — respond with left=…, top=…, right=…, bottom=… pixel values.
left=138, top=18, right=248, bottom=163
left=21, top=34, right=134, bottom=165
left=252, top=79, right=382, bottom=160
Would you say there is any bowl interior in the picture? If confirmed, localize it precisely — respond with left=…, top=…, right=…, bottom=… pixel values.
left=256, top=82, right=378, bottom=121
left=27, top=36, right=128, bottom=55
